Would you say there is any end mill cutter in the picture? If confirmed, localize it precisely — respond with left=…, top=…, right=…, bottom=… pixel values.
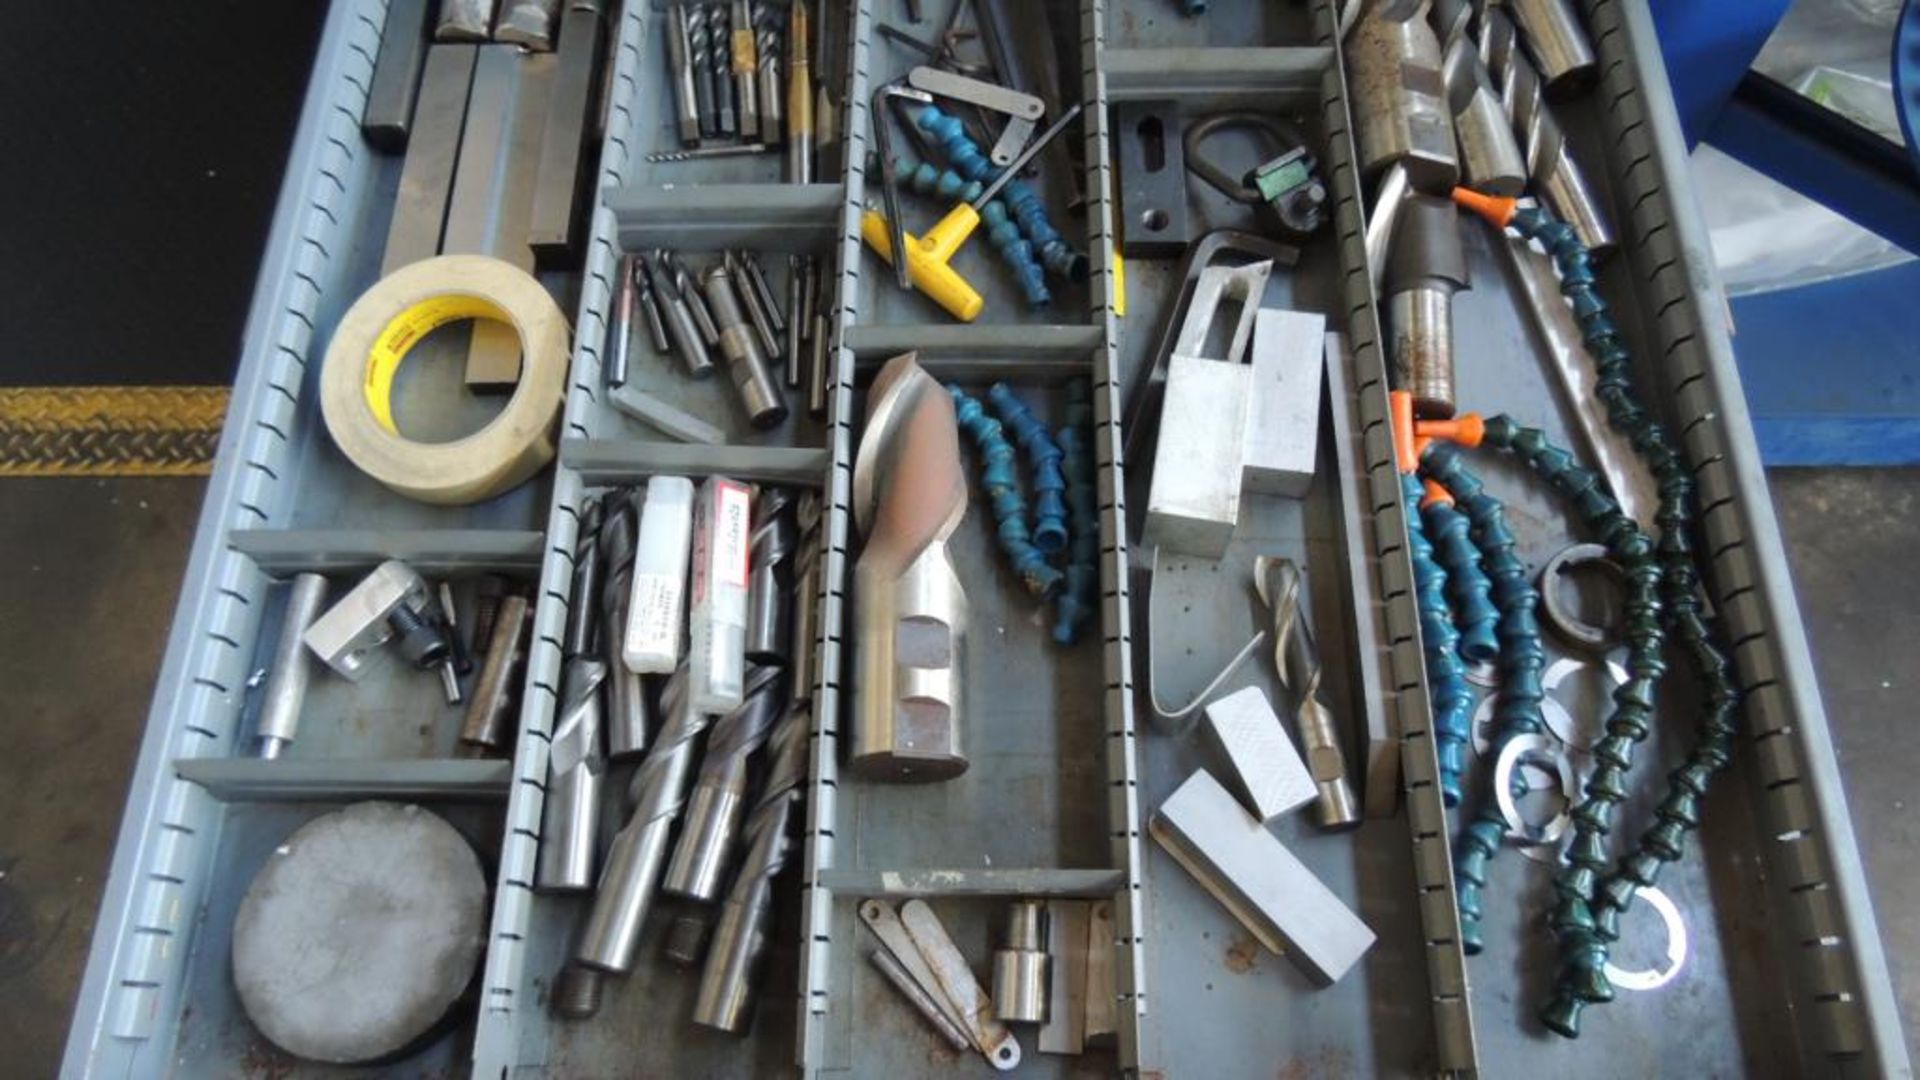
left=646, top=252, right=717, bottom=379
left=702, top=261, right=788, bottom=429
left=664, top=664, right=787, bottom=902
left=1256, top=558, right=1360, bottom=830
left=850, top=353, right=970, bottom=782
left=576, top=664, right=709, bottom=974
left=708, top=3, right=737, bottom=137
left=730, top=0, right=760, bottom=139
left=692, top=690, right=809, bottom=1032
left=666, top=3, right=703, bottom=145
left=1383, top=194, right=1469, bottom=420
left=756, top=16, right=784, bottom=145
left=684, top=3, right=719, bottom=138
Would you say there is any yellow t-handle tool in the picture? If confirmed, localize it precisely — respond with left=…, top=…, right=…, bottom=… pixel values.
left=863, top=101, right=1084, bottom=323
left=861, top=205, right=987, bottom=321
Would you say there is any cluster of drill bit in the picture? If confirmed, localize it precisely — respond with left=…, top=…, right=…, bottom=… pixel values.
left=608, top=248, right=837, bottom=432
left=662, top=2, right=779, bottom=146
left=947, top=381, right=1097, bottom=644
left=652, top=0, right=840, bottom=183
left=547, top=483, right=822, bottom=1035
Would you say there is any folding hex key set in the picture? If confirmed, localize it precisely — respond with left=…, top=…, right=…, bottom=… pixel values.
left=63, top=0, right=1908, bottom=1077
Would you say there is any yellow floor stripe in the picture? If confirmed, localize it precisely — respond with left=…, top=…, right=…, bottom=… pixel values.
left=0, top=387, right=228, bottom=477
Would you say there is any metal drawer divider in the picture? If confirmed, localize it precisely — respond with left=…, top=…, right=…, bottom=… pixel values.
left=1580, top=1, right=1906, bottom=1070
left=471, top=0, right=641, bottom=1068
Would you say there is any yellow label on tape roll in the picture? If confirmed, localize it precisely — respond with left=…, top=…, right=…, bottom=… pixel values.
left=362, top=294, right=510, bottom=434
left=321, top=255, right=570, bottom=506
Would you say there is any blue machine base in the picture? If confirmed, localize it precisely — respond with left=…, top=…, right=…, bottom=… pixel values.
left=1731, top=259, right=1920, bottom=467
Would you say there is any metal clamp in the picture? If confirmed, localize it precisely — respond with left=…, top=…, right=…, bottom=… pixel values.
left=1183, top=112, right=1328, bottom=233
left=301, top=560, right=433, bottom=681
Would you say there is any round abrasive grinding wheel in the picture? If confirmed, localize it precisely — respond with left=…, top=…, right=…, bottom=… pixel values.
left=231, top=801, right=487, bottom=1064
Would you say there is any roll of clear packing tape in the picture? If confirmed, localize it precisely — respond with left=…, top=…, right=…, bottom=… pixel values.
left=321, top=254, right=570, bottom=505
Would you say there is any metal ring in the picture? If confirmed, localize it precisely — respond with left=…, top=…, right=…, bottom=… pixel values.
left=1539, top=654, right=1631, bottom=750
left=1464, top=658, right=1500, bottom=689
left=1493, top=734, right=1576, bottom=845
left=1539, top=543, right=1626, bottom=653
left=1183, top=112, right=1311, bottom=205
left=1602, top=886, right=1689, bottom=992
left=1472, top=693, right=1573, bottom=760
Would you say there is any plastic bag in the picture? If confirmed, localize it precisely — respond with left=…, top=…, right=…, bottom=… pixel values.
left=1689, top=144, right=1913, bottom=296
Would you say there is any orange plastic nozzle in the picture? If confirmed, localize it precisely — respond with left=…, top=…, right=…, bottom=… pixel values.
left=1415, top=412, right=1486, bottom=448
left=1421, top=478, right=1453, bottom=509
left=1391, top=391, right=1418, bottom=474
left=1452, top=187, right=1517, bottom=229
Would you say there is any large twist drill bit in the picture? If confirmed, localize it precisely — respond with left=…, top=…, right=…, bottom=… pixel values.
left=745, top=487, right=796, bottom=665
left=693, top=688, right=807, bottom=1032
left=1433, top=0, right=1526, bottom=197
left=791, top=490, right=822, bottom=702
left=664, top=664, right=788, bottom=902
left=576, top=665, right=710, bottom=974
left=537, top=656, right=609, bottom=891
left=850, top=353, right=970, bottom=781
left=1256, top=557, right=1361, bottom=830
left=1479, top=7, right=1615, bottom=257
left=600, top=489, right=650, bottom=759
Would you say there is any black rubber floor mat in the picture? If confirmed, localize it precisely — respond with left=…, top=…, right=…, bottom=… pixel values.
left=0, top=1, right=327, bottom=387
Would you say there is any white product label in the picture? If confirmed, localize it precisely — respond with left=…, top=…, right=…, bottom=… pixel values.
left=627, top=573, right=681, bottom=652
left=717, top=481, right=751, bottom=591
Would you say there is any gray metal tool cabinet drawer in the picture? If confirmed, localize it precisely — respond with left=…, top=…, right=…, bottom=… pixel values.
left=63, top=0, right=1907, bottom=1076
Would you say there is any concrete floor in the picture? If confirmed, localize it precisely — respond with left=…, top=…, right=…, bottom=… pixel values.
left=1, top=469, right=1913, bottom=1076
